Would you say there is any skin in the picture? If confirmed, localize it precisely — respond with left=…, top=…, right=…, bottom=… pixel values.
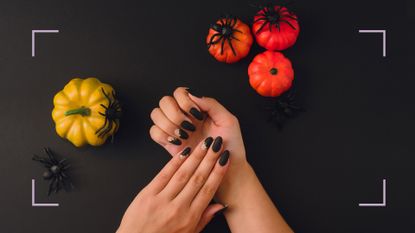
left=149, top=87, right=294, bottom=233
left=117, top=136, right=230, bottom=233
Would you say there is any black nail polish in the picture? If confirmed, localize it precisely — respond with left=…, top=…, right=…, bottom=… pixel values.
left=212, top=136, right=223, bottom=153
left=190, top=107, right=204, bottom=121
left=203, top=137, right=213, bottom=150
left=181, top=147, right=191, bottom=156
left=186, top=88, right=203, bottom=98
left=181, top=120, right=196, bottom=132
left=219, top=150, right=230, bottom=166
left=168, top=137, right=182, bottom=145
left=176, top=128, right=189, bottom=139
left=214, top=205, right=228, bottom=216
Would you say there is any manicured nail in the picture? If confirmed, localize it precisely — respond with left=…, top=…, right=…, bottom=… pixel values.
left=186, top=88, right=203, bottom=98
left=190, top=107, right=204, bottom=121
left=181, top=120, right=196, bottom=132
left=214, top=205, right=228, bottom=216
left=180, top=147, right=191, bottom=157
left=212, top=136, right=223, bottom=153
left=175, top=128, right=189, bottom=139
left=219, top=150, right=230, bottom=166
left=202, top=137, right=213, bottom=150
left=168, top=136, right=182, bottom=145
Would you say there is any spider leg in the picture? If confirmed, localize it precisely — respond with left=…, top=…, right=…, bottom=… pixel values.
left=100, top=104, right=108, bottom=109
left=255, top=21, right=269, bottom=34
left=99, top=112, right=106, bottom=117
left=219, top=18, right=225, bottom=26
left=96, top=116, right=108, bottom=135
left=280, top=19, right=296, bottom=30
left=101, top=87, right=110, bottom=100
left=233, top=29, right=242, bottom=34
left=253, top=17, right=267, bottom=23
left=227, top=38, right=236, bottom=56
left=44, top=148, right=58, bottom=164
left=211, top=23, right=222, bottom=32
left=230, top=16, right=237, bottom=27
left=58, top=158, right=67, bottom=165
left=207, top=33, right=222, bottom=47
left=220, top=38, right=225, bottom=55
left=32, top=155, right=53, bottom=166
left=282, top=14, right=298, bottom=21
left=63, top=164, right=71, bottom=170
left=230, top=35, right=240, bottom=41
left=48, top=177, right=56, bottom=196
left=100, top=120, right=113, bottom=138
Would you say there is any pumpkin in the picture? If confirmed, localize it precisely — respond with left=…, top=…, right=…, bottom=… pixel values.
left=206, top=15, right=253, bottom=63
left=248, top=51, right=294, bottom=97
left=51, top=78, right=121, bottom=147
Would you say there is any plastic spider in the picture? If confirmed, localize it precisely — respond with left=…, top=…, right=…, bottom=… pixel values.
left=207, top=15, right=241, bottom=55
left=96, top=88, right=122, bottom=139
left=266, top=90, right=303, bottom=129
left=32, top=148, right=73, bottom=195
left=254, top=4, right=298, bottom=34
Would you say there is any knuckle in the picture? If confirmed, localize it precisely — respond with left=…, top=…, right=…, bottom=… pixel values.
left=228, top=115, right=239, bottom=124
left=200, top=183, right=216, bottom=196
left=175, top=170, right=189, bottom=183
left=159, top=96, right=172, bottom=107
left=192, top=174, right=206, bottom=187
left=150, top=108, right=160, bottom=120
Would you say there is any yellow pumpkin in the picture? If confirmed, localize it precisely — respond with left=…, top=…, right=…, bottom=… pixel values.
left=52, top=78, right=121, bottom=147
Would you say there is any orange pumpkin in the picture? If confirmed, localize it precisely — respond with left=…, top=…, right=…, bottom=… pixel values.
left=206, top=15, right=253, bottom=63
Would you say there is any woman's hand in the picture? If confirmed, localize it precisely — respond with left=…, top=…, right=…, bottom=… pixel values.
left=117, top=136, right=230, bottom=233
left=149, top=88, right=249, bottom=202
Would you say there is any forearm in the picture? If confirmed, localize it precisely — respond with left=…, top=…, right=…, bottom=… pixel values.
left=217, top=162, right=293, bottom=233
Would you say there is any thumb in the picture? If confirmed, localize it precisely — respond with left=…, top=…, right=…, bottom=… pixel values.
left=188, top=94, right=236, bottom=125
left=195, top=203, right=228, bottom=233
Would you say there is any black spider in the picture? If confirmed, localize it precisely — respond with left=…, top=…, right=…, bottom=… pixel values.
left=207, top=15, right=241, bottom=56
left=95, top=88, right=122, bottom=140
left=265, top=90, right=303, bottom=129
left=254, top=3, right=298, bottom=34
left=32, top=148, right=73, bottom=195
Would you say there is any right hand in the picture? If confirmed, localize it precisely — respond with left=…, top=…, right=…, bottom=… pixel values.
left=149, top=87, right=249, bottom=202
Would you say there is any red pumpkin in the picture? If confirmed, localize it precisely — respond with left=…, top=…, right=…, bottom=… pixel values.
left=248, top=51, right=294, bottom=97
left=252, top=5, right=300, bottom=51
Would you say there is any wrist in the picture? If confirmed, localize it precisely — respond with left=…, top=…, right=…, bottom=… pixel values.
left=215, top=160, right=255, bottom=205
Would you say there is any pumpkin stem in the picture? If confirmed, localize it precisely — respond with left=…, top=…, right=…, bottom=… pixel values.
left=65, top=107, right=91, bottom=116
left=270, top=68, right=278, bottom=75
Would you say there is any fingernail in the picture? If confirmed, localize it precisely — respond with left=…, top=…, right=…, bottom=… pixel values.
left=190, top=107, right=204, bottom=121
left=181, top=120, right=196, bottom=132
left=202, top=137, right=213, bottom=150
left=219, top=150, right=230, bottom=166
left=175, top=128, right=189, bottom=139
left=186, top=88, right=203, bottom=98
left=180, top=147, right=191, bottom=157
left=212, top=136, right=223, bottom=153
left=168, top=136, right=182, bottom=145
left=214, top=205, right=228, bottom=216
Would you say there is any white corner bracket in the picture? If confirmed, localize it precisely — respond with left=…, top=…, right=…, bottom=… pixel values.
left=358, top=30, right=386, bottom=57
left=31, top=30, right=59, bottom=57
left=358, top=179, right=386, bottom=207
left=32, top=179, right=59, bottom=207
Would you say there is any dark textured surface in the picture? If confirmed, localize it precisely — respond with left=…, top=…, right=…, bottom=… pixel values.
left=0, top=0, right=413, bottom=232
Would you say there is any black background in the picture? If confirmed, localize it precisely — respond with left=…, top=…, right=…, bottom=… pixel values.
left=0, top=0, right=413, bottom=232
